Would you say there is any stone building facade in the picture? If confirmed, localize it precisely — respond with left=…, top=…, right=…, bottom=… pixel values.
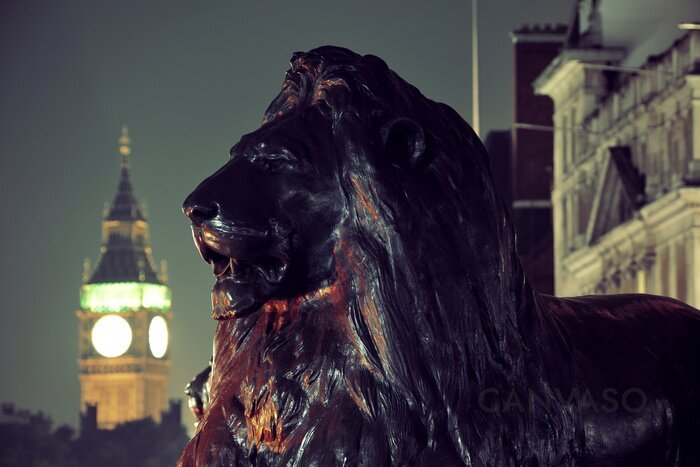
left=535, top=7, right=700, bottom=306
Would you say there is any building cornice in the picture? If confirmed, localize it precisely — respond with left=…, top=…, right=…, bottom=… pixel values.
left=534, top=48, right=626, bottom=97
left=78, top=357, right=171, bottom=375
left=510, top=23, right=567, bottom=44
left=563, top=187, right=700, bottom=277
left=510, top=32, right=567, bottom=44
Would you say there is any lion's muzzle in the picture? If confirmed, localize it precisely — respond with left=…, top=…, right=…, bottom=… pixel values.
left=184, top=196, right=291, bottom=320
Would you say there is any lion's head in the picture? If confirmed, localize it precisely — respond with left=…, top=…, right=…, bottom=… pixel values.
left=181, top=46, right=576, bottom=466
left=184, top=98, right=343, bottom=320
left=183, top=46, right=506, bottom=321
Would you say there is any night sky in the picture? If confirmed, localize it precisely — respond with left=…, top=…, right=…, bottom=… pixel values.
left=0, top=0, right=572, bottom=430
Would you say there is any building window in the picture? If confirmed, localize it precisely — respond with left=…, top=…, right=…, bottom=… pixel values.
left=578, top=180, right=593, bottom=236
left=638, top=142, right=647, bottom=178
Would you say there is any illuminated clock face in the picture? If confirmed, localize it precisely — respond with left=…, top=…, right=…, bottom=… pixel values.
left=148, top=316, right=168, bottom=358
left=91, top=315, right=132, bottom=357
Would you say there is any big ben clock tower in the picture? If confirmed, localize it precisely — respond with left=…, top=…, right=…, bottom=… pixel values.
left=77, top=127, right=172, bottom=429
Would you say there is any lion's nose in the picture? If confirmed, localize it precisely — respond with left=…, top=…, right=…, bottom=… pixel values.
left=183, top=201, right=219, bottom=226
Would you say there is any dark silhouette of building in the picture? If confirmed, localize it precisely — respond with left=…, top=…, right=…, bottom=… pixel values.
left=80, top=399, right=183, bottom=436
left=485, top=130, right=513, bottom=209
left=510, top=24, right=566, bottom=295
left=486, top=24, right=566, bottom=295
left=1, top=402, right=189, bottom=467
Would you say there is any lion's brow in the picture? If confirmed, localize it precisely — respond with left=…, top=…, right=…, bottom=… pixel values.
left=247, top=144, right=302, bottom=165
left=312, top=77, right=350, bottom=103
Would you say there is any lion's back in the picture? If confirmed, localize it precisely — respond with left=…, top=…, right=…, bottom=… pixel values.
left=543, top=292, right=700, bottom=402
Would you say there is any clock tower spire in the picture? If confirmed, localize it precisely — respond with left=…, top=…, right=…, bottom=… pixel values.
left=119, top=125, right=131, bottom=165
left=77, top=128, right=173, bottom=429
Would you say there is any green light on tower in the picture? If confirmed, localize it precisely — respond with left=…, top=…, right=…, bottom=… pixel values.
left=80, top=282, right=171, bottom=312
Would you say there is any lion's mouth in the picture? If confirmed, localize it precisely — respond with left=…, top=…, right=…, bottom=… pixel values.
left=191, top=226, right=290, bottom=320
left=210, top=254, right=288, bottom=285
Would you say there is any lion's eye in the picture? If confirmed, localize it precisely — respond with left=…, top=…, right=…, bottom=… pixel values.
left=252, top=155, right=298, bottom=173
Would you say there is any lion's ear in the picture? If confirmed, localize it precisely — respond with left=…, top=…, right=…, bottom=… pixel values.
left=381, top=117, right=429, bottom=171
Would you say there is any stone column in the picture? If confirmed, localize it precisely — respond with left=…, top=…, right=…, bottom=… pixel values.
left=668, top=240, right=678, bottom=299
left=691, top=228, right=700, bottom=308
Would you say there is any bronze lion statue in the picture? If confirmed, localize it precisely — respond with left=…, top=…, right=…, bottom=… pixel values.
left=180, top=46, right=700, bottom=466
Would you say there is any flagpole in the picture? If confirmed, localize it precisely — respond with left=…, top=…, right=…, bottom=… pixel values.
left=472, top=0, right=480, bottom=137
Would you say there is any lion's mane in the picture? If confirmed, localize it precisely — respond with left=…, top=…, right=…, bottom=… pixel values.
left=179, top=46, right=578, bottom=466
